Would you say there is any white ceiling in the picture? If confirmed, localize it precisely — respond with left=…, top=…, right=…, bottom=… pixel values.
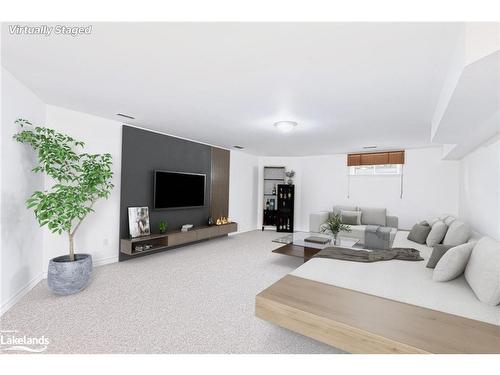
left=2, top=22, right=463, bottom=156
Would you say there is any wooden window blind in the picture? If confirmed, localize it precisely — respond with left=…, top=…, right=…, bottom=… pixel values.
left=347, top=150, right=405, bottom=166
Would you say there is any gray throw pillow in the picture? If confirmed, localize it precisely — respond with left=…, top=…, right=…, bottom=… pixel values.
left=407, top=224, right=432, bottom=244
left=359, top=207, right=387, bottom=226
left=426, top=220, right=448, bottom=247
left=426, top=243, right=454, bottom=268
left=340, top=210, right=361, bottom=225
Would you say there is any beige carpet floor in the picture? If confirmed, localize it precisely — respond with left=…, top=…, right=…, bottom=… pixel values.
left=1, top=230, right=343, bottom=354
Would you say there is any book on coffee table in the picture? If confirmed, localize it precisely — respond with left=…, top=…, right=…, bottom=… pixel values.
left=304, top=236, right=331, bottom=244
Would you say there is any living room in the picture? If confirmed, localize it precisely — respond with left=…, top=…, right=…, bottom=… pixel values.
left=1, top=1, right=500, bottom=372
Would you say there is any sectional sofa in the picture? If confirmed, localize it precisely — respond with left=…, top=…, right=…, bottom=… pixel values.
left=309, top=205, right=398, bottom=246
left=256, top=208, right=500, bottom=353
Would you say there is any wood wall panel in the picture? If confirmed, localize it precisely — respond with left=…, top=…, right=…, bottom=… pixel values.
left=210, top=147, right=230, bottom=220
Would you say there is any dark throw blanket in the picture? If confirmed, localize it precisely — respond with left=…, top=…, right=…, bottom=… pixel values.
left=313, top=246, right=424, bottom=263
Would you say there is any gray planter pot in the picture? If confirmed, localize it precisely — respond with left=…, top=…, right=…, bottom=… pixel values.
left=47, top=254, right=92, bottom=295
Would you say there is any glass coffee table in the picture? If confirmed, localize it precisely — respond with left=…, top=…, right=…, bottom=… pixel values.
left=272, top=232, right=359, bottom=262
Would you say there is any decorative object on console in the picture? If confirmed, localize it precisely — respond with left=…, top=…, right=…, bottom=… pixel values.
left=285, top=170, right=295, bottom=185
left=320, top=213, right=351, bottom=245
left=13, top=118, right=114, bottom=295
left=128, top=207, right=151, bottom=238
left=215, top=217, right=230, bottom=225
left=208, top=216, right=214, bottom=226
left=158, top=220, right=168, bottom=234
left=181, top=224, right=194, bottom=232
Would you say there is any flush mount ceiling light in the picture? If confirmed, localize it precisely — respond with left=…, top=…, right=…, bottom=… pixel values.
left=273, top=121, right=297, bottom=133
left=363, top=145, right=378, bottom=149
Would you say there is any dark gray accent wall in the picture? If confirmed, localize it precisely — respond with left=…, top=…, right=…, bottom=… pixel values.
left=119, top=126, right=212, bottom=261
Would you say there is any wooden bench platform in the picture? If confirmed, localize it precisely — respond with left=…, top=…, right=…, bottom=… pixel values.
left=256, top=275, right=500, bottom=354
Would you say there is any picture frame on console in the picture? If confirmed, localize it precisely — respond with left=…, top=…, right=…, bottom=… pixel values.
left=128, top=206, right=151, bottom=238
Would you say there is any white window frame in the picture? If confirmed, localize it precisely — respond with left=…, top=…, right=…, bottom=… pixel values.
left=349, top=164, right=402, bottom=176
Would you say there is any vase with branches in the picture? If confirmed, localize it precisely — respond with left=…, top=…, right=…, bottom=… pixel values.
left=13, top=119, right=114, bottom=293
left=320, top=213, right=351, bottom=244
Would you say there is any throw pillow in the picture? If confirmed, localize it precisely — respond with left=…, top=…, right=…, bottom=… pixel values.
left=443, top=220, right=471, bottom=246
left=426, top=220, right=448, bottom=247
left=444, top=216, right=456, bottom=226
left=332, top=205, right=358, bottom=217
left=433, top=243, right=474, bottom=281
left=359, top=207, right=387, bottom=226
left=427, top=217, right=440, bottom=227
left=340, top=210, right=361, bottom=225
left=407, top=224, right=432, bottom=244
left=465, top=237, right=500, bottom=305
left=426, top=243, right=454, bottom=269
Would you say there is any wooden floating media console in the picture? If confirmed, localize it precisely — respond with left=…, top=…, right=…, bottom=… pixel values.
left=121, top=222, right=238, bottom=256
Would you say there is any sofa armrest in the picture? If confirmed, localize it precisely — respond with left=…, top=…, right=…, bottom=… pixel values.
left=387, top=215, right=398, bottom=229
left=309, top=212, right=329, bottom=233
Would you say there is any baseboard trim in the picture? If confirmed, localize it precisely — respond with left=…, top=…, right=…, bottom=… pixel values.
left=229, top=228, right=259, bottom=236
left=1, top=255, right=118, bottom=316
left=93, top=255, right=119, bottom=267
left=0, top=273, right=43, bottom=316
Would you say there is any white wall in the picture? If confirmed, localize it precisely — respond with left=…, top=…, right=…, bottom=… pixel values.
left=258, top=148, right=460, bottom=231
left=42, top=106, right=122, bottom=271
left=1, top=68, right=46, bottom=314
left=459, top=137, right=500, bottom=241
left=228, top=150, right=259, bottom=233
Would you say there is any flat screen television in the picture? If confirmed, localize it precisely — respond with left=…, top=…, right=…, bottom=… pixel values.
left=154, top=170, right=206, bottom=209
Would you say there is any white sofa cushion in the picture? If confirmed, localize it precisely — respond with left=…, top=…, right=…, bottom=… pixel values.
left=359, top=207, right=386, bottom=226
left=443, top=220, right=471, bottom=246
left=426, top=220, right=448, bottom=247
left=465, top=237, right=500, bottom=306
left=433, top=243, right=474, bottom=282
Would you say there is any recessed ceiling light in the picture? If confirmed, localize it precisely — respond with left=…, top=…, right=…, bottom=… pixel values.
left=116, top=113, right=135, bottom=120
left=274, top=121, right=297, bottom=133
left=363, top=145, right=378, bottom=149
left=233, top=145, right=244, bottom=149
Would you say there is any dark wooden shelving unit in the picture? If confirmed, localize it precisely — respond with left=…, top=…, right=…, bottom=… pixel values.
left=277, top=184, right=294, bottom=232
left=262, top=166, right=286, bottom=231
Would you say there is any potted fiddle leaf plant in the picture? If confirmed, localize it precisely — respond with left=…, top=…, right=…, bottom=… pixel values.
left=320, top=213, right=351, bottom=245
left=13, top=119, right=114, bottom=295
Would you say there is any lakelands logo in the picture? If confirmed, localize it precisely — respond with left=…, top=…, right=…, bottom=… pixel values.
left=0, top=330, right=49, bottom=353
left=8, top=24, right=92, bottom=37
